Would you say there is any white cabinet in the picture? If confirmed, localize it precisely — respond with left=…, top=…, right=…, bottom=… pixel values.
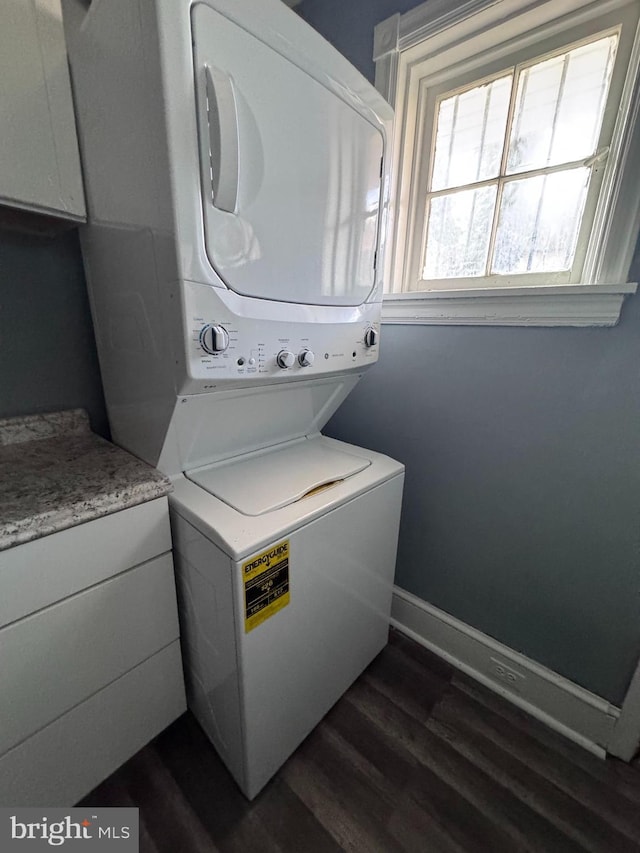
left=0, top=0, right=85, bottom=221
left=0, top=498, right=186, bottom=807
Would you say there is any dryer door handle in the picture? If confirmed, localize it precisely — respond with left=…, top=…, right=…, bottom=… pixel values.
left=204, top=65, right=239, bottom=214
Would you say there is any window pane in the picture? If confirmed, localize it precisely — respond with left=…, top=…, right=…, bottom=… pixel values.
left=492, top=168, right=589, bottom=274
left=423, top=185, right=497, bottom=279
left=507, top=34, right=618, bottom=174
left=431, top=75, right=511, bottom=191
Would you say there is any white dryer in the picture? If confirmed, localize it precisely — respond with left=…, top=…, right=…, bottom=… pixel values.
left=64, top=0, right=404, bottom=800
left=171, top=435, right=403, bottom=798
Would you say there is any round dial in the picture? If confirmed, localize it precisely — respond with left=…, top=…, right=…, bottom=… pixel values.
left=298, top=349, right=315, bottom=367
left=276, top=350, right=296, bottom=369
left=200, top=324, right=229, bottom=354
left=364, top=327, right=378, bottom=348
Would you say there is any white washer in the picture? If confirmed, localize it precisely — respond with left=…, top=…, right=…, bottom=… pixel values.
left=170, top=435, right=403, bottom=798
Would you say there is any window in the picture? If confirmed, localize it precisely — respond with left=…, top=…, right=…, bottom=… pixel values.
left=374, top=0, right=640, bottom=325
left=423, top=34, right=617, bottom=284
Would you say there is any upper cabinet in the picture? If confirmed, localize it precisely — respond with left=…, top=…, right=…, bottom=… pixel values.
left=0, top=0, right=85, bottom=222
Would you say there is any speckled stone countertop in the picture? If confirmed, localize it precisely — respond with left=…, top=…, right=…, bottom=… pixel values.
left=0, top=409, right=172, bottom=551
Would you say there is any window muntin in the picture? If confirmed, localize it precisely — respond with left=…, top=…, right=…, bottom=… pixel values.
left=420, top=31, right=619, bottom=284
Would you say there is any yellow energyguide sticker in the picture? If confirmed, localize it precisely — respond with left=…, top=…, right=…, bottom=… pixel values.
left=243, top=539, right=290, bottom=633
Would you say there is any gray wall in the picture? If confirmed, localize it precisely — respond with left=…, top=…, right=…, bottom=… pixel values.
left=300, top=0, right=420, bottom=83
left=302, top=0, right=640, bottom=705
left=0, top=227, right=108, bottom=437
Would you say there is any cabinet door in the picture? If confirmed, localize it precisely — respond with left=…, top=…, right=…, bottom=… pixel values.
left=0, top=0, right=85, bottom=220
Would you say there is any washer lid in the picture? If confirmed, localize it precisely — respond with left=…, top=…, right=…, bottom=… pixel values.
left=185, top=437, right=370, bottom=516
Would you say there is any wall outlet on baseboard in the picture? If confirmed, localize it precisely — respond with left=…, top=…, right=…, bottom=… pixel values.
left=490, top=656, right=526, bottom=691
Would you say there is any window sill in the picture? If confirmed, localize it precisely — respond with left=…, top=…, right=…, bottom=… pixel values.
left=381, top=283, right=638, bottom=327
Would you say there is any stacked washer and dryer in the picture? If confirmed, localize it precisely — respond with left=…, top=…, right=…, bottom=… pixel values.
left=64, top=0, right=404, bottom=799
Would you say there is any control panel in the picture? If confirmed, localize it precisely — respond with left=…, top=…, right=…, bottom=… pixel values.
left=181, top=281, right=381, bottom=392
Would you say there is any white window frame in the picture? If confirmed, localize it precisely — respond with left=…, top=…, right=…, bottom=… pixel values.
left=375, top=0, right=640, bottom=326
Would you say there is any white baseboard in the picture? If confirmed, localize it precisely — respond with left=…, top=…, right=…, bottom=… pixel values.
left=391, top=587, right=620, bottom=758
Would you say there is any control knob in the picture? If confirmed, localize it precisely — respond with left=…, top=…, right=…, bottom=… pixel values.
left=200, top=324, right=229, bottom=354
left=298, top=349, right=315, bottom=367
left=364, top=327, right=378, bottom=348
left=276, top=350, right=296, bottom=369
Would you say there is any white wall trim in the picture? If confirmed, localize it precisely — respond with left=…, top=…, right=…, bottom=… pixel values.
left=382, top=283, right=637, bottom=326
left=391, top=586, right=620, bottom=757
left=607, top=657, right=640, bottom=760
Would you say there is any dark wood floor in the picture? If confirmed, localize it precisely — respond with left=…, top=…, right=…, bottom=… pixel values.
left=80, top=629, right=640, bottom=852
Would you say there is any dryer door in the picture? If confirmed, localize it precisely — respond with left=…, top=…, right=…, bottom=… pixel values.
left=191, top=4, right=384, bottom=307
